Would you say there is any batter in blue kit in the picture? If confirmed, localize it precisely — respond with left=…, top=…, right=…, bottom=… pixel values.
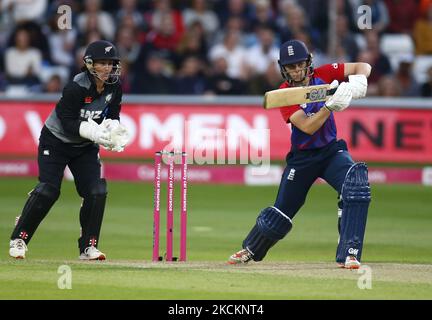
left=229, top=40, right=372, bottom=269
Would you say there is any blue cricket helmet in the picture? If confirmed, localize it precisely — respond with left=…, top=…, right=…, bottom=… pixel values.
left=278, top=40, right=314, bottom=84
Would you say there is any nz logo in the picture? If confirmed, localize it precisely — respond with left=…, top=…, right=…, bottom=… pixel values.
left=80, top=109, right=102, bottom=119
left=287, top=45, right=294, bottom=56
left=105, top=46, right=113, bottom=54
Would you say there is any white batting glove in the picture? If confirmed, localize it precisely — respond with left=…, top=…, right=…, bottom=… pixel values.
left=325, top=82, right=353, bottom=112
left=79, top=118, right=111, bottom=146
left=348, top=74, right=367, bottom=99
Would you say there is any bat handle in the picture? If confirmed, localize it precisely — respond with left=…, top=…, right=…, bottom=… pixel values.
left=327, top=88, right=337, bottom=96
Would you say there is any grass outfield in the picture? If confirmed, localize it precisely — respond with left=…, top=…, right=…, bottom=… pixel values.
left=0, top=178, right=431, bottom=300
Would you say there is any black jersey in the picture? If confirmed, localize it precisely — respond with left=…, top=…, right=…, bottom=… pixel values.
left=44, top=71, right=122, bottom=145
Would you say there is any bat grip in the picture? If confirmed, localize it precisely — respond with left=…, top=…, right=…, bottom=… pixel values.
left=327, top=88, right=337, bottom=96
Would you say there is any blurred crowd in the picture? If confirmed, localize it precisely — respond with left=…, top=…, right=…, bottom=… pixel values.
left=0, top=0, right=431, bottom=97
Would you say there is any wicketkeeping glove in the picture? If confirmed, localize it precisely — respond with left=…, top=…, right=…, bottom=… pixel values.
left=109, top=124, right=130, bottom=152
left=348, top=74, right=368, bottom=99
left=79, top=118, right=111, bottom=146
left=325, top=81, right=353, bottom=112
left=100, top=119, right=130, bottom=152
left=101, top=118, right=120, bottom=132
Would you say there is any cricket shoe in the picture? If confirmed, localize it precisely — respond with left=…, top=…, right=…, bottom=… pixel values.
left=228, top=248, right=253, bottom=265
left=338, top=255, right=361, bottom=269
left=79, top=246, right=106, bottom=261
left=9, top=239, right=28, bottom=259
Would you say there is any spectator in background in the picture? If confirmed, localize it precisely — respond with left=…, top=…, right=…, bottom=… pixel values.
left=356, top=30, right=392, bottom=93
left=47, top=13, right=77, bottom=69
left=207, top=56, right=246, bottom=95
left=334, top=0, right=357, bottom=32
left=115, top=27, right=141, bottom=67
left=7, top=22, right=51, bottom=64
left=249, top=0, right=277, bottom=33
left=214, top=16, right=248, bottom=47
left=333, top=43, right=350, bottom=63
left=360, top=0, right=389, bottom=34
left=117, top=12, right=148, bottom=44
left=334, top=15, right=359, bottom=62
left=77, top=0, right=115, bottom=41
left=395, top=55, right=420, bottom=97
left=147, top=0, right=184, bottom=42
left=377, top=75, right=401, bottom=96
left=146, top=11, right=184, bottom=52
left=419, top=0, right=432, bottom=17
left=175, top=21, right=208, bottom=69
left=413, top=4, right=432, bottom=55
left=209, top=31, right=248, bottom=81
left=174, top=56, right=207, bottom=94
left=244, top=25, right=280, bottom=94
left=182, top=0, right=219, bottom=41
left=116, top=0, right=147, bottom=32
left=43, top=74, right=62, bottom=93
left=293, top=0, right=330, bottom=38
left=277, top=4, right=312, bottom=45
left=294, top=31, right=330, bottom=67
left=119, top=60, right=132, bottom=94
left=245, top=25, right=279, bottom=74
left=384, top=0, right=418, bottom=34
left=0, top=0, right=47, bottom=25
left=215, top=0, right=253, bottom=30
left=420, top=65, right=432, bottom=97
left=132, top=51, right=173, bottom=94
left=4, top=28, right=42, bottom=87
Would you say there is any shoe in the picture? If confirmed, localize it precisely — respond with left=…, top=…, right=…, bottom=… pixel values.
left=339, top=255, right=361, bottom=269
left=9, top=239, right=28, bottom=259
left=228, top=248, right=253, bottom=265
left=79, top=246, right=106, bottom=261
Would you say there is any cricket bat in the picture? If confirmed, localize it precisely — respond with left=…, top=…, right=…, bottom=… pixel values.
left=263, top=84, right=337, bottom=109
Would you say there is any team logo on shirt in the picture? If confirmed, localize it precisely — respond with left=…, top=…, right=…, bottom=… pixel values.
left=105, top=93, right=112, bottom=103
left=287, top=169, right=296, bottom=181
left=80, top=109, right=103, bottom=119
left=332, top=63, right=338, bottom=69
left=84, top=96, right=92, bottom=103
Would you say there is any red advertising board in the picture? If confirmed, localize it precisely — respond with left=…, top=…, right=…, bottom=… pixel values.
left=0, top=101, right=431, bottom=162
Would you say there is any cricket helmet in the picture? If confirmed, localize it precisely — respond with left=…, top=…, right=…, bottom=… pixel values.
left=83, top=40, right=121, bottom=84
left=278, top=40, right=314, bottom=84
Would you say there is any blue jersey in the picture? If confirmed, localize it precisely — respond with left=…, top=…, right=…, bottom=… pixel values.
left=279, top=63, right=345, bottom=151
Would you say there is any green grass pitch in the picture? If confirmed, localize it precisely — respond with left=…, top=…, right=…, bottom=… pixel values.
left=0, top=177, right=431, bottom=299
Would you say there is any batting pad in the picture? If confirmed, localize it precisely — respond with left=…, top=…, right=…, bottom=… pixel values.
left=336, top=163, right=371, bottom=263
left=243, top=207, right=292, bottom=261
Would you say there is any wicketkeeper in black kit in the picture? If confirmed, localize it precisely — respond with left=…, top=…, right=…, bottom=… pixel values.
left=9, top=40, right=130, bottom=260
